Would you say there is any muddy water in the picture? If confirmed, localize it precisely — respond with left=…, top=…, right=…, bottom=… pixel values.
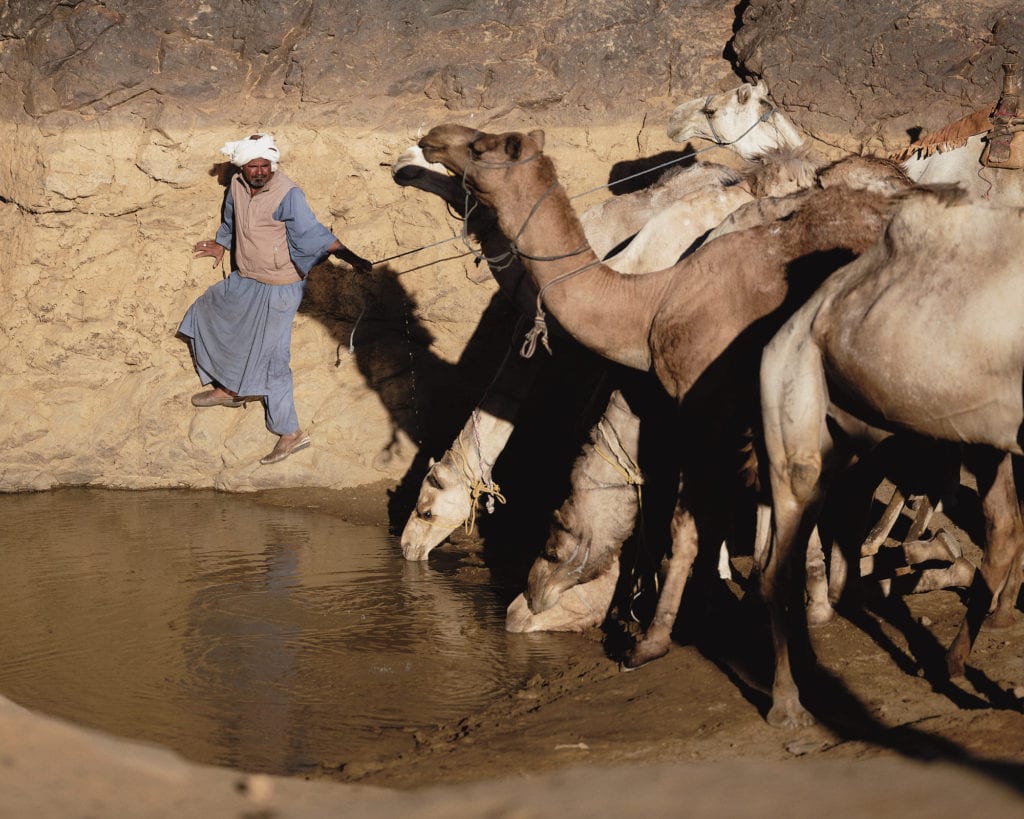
left=0, top=488, right=599, bottom=775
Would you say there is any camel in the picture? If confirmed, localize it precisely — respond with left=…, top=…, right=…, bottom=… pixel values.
left=506, top=386, right=641, bottom=633
left=668, top=81, right=813, bottom=163
left=393, top=145, right=754, bottom=563
left=395, top=125, right=849, bottom=568
left=758, top=189, right=1024, bottom=727
left=670, top=80, right=1012, bottom=588
left=669, top=79, right=1024, bottom=206
left=393, top=144, right=755, bottom=632
left=417, top=123, right=921, bottom=677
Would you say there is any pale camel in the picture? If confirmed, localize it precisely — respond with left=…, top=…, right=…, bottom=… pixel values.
left=668, top=81, right=812, bottom=162
left=759, top=189, right=1024, bottom=727
left=507, top=386, right=642, bottom=632
left=670, top=79, right=1024, bottom=205
left=673, top=83, right=988, bottom=595
left=417, top=123, right=918, bottom=675
left=578, top=162, right=750, bottom=260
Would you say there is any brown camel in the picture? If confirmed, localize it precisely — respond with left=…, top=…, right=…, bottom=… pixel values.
left=759, top=189, right=1024, bottom=727
left=418, top=123, right=920, bottom=680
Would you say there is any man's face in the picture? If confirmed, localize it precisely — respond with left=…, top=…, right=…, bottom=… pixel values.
left=241, top=158, right=273, bottom=189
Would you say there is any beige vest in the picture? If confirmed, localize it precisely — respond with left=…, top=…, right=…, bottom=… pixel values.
left=231, top=171, right=301, bottom=285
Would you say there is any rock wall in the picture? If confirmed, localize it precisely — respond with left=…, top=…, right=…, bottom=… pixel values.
left=0, top=0, right=1018, bottom=495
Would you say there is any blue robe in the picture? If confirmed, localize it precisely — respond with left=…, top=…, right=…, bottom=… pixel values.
left=179, top=183, right=338, bottom=435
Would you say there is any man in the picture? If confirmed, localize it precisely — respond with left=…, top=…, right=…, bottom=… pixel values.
left=180, top=133, right=372, bottom=465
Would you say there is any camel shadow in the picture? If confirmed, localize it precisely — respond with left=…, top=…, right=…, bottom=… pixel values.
left=604, top=149, right=701, bottom=195
left=300, top=258, right=607, bottom=576
left=649, top=562, right=1024, bottom=798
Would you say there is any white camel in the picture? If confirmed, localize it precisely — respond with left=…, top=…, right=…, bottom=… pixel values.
left=759, top=189, right=1024, bottom=727
left=670, top=78, right=1024, bottom=206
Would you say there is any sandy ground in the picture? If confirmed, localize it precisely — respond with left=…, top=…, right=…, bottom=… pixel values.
left=2, top=484, right=1023, bottom=817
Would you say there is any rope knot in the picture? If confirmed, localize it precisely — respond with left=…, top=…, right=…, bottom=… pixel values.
left=520, top=312, right=551, bottom=358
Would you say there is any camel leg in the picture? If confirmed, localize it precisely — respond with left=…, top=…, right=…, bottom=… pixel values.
left=805, top=526, right=834, bottom=626
left=947, top=451, right=1024, bottom=677
left=759, top=334, right=833, bottom=728
left=751, top=501, right=772, bottom=569
left=860, top=488, right=906, bottom=557
left=902, top=493, right=935, bottom=543
left=624, top=500, right=699, bottom=669
left=988, top=513, right=1024, bottom=628
left=717, top=541, right=734, bottom=581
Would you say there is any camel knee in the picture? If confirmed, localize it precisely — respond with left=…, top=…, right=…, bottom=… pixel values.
left=786, top=456, right=822, bottom=503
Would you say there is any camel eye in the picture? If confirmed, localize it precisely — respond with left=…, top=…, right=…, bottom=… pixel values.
left=701, top=106, right=716, bottom=118
left=420, top=509, right=433, bottom=520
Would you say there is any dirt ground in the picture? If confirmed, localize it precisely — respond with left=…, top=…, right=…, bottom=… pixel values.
left=273, top=485, right=1024, bottom=797
left=3, top=483, right=1023, bottom=817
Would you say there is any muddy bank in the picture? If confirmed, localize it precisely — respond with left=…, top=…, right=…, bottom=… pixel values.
left=257, top=488, right=1024, bottom=796
left=2, top=486, right=1023, bottom=816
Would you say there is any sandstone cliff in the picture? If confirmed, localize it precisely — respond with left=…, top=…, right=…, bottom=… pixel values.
left=0, top=0, right=1017, bottom=496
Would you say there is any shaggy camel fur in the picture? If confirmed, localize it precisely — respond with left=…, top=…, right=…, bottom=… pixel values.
left=418, top=123, right=918, bottom=676
left=759, top=190, right=1024, bottom=727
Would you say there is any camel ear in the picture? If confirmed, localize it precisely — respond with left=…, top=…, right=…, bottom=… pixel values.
left=528, top=129, right=545, bottom=151
left=427, top=457, right=436, bottom=468
left=738, top=84, right=752, bottom=105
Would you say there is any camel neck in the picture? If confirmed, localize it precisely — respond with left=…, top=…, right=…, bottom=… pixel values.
left=492, top=168, right=665, bottom=371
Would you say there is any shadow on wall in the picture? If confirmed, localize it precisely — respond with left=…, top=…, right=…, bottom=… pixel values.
left=300, top=260, right=610, bottom=571
left=604, top=149, right=700, bottom=195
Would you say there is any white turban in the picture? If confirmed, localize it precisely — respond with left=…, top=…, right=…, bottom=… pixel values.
left=221, top=133, right=281, bottom=170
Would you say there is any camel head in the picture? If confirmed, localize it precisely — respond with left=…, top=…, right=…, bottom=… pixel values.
left=667, top=80, right=805, bottom=160
left=419, top=124, right=547, bottom=206
left=526, top=504, right=615, bottom=614
left=399, top=456, right=473, bottom=561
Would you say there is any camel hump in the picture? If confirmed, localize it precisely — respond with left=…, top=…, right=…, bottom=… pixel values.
left=891, top=107, right=994, bottom=161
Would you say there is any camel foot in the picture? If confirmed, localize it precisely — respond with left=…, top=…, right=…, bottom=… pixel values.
left=986, top=606, right=1021, bottom=630
left=766, top=698, right=816, bottom=729
left=622, top=638, right=671, bottom=671
left=806, top=600, right=836, bottom=627
left=945, top=648, right=967, bottom=680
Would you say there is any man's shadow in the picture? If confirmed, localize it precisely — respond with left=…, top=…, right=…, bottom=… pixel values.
left=301, top=258, right=607, bottom=573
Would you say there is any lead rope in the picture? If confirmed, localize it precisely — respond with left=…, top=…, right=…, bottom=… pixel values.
left=469, top=408, right=502, bottom=515
left=467, top=107, right=781, bottom=360
left=448, top=431, right=507, bottom=534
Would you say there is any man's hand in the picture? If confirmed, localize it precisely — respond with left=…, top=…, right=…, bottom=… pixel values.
left=333, top=244, right=373, bottom=274
left=193, top=240, right=225, bottom=267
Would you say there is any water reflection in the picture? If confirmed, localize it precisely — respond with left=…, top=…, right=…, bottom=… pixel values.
left=0, top=488, right=598, bottom=774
